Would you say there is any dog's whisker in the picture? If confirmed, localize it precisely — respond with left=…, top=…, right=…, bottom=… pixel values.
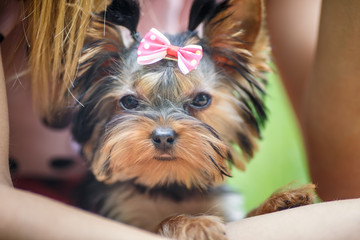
left=208, top=155, right=231, bottom=178
left=98, top=154, right=112, bottom=178
left=227, top=151, right=234, bottom=164
left=201, top=123, right=221, bottom=140
left=208, top=141, right=226, bottom=159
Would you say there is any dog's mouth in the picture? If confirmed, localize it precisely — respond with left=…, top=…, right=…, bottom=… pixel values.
left=154, top=154, right=176, bottom=161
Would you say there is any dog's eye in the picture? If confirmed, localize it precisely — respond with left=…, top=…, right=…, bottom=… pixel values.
left=120, top=95, right=139, bottom=110
left=190, top=93, right=211, bottom=108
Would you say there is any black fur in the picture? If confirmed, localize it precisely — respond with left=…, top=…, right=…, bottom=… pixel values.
left=188, top=0, right=216, bottom=31
left=237, top=132, right=254, bottom=158
left=77, top=173, right=228, bottom=207
left=72, top=40, right=121, bottom=144
left=206, top=0, right=231, bottom=25
left=212, top=47, right=267, bottom=127
left=101, top=0, right=140, bottom=38
left=188, top=0, right=232, bottom=31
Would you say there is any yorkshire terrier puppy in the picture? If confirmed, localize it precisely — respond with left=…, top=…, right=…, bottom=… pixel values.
left=72, top=0, right=315, bottom=239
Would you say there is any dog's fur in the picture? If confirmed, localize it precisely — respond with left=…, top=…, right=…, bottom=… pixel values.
left=71, top=0, right=315, bottom=239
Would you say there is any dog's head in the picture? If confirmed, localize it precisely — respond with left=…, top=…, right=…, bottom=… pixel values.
left=72, top=0, right=269, bottom=189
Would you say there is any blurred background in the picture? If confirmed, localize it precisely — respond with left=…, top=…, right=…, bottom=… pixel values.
left=227, top=68, right=311, bottom=212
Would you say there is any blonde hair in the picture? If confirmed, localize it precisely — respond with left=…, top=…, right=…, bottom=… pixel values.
left=22, top=0, right=109, bottom=122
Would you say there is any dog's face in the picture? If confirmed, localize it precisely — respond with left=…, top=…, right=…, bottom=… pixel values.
left=72, top=0, right=269, bottom=189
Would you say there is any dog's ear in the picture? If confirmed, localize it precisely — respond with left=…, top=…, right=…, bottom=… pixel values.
left=204, top=0, right=263, bottom=49
left=76, top=0, right=140, bottom=90
left=101, top=0, right=140, bottom=40
left=188, top=0, right=216, bottom=32
left=189, top=0, right=270, bottom=169
left=83, top=0, right=140, bottom=47
left=72, top=0, right=140, bottom=144
left=196, top=0, right=269, bottom=77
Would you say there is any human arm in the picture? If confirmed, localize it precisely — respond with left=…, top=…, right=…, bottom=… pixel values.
left=266, top=0, right=321, bottom=120
left=0, top=12, right=165, bottom=240
left=301, top=0, right=360, bottom=200
left=0, top=56, right=165, bottom=240
left=227, top=198, right=360, bottom=240
left=267, top=0, right=360, bottom=201
left=0, top=183, right=165, bottom=240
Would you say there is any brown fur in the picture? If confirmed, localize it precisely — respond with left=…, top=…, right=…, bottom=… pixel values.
left=247, top=184, right=317, bottom=217
left=159, top=215, right=227, bottom=240
left=96, top=114, right=229, bottom=188
left=95, top=184, right=226, bottom=232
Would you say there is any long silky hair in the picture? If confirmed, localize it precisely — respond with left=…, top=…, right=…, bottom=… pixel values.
left=20, top=0, right=109, bottom=122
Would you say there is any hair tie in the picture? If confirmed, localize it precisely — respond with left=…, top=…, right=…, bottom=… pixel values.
left=137, top=28, right=203, bottom=74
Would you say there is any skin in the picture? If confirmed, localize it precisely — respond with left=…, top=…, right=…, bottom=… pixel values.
left=0, top=55, right=166, bottom=240
left=267, top=0, right=360, bottom=200
left=227, top=198, right=360, bottom=240
left=0, top=1, right=165, bottom=239
left=0, top=1, right=359, bottom=239
left=0, top=54, right=165, bottom=237
left=302, top=0, right=360, bottom=200
left=266, top=0, right=322, bottom=121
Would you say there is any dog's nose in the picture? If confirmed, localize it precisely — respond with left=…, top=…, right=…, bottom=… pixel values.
left=151, top=128, right=177, bottom=151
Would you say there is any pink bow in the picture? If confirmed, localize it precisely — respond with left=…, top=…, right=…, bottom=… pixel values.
left=137, top=28, right=203, bottom=74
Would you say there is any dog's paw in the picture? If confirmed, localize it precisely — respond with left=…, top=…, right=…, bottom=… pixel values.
left=248, top=184, right=316, bottom=217
left=158, top=214, right=227, bottom=240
